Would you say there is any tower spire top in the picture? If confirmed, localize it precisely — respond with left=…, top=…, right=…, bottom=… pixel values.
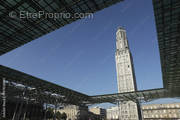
left=116, top=27, right=128, bottom=50
left=117, top=26, right=125, bottom=30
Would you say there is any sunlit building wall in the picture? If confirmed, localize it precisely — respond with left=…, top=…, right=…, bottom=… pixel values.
left=142, top=103, right=180, bottom=119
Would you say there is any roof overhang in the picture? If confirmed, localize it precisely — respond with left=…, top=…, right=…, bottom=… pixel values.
left=0, top=0, right=123, bottom=55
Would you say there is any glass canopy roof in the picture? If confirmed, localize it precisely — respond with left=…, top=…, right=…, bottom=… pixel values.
left=0, top=0, right=123, bottom=55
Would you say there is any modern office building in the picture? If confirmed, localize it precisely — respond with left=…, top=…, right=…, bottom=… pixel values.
left=115, top=27, right=141, bottom=120
left=89, top=107, right=106, bottom=120
left=142, top=103, right=180, bottom=119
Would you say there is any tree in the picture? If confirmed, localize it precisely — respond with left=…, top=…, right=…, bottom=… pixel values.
left=46, top=108, right=54, bottom=119
left=55, top=111, right=62, bottom=120
left=61, top=112, right=67, bottom=120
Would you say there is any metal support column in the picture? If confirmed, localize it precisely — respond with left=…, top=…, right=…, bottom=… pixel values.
left=44, top=103, right=47, bottom=120
left=117, top=100, right=121, bottom=120
left=2, top=77, right=6, bottom=118
left=140, top=101, right=144, bottom=120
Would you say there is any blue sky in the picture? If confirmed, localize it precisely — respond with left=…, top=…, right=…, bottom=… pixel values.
left=0, top=0, right=164, bottom=97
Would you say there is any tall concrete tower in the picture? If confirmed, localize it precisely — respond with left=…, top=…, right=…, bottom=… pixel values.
left=115, top=27, right=141, bottom=120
